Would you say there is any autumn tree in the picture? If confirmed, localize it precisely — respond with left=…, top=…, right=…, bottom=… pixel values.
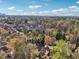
left=52, top=40, right=72, bottom=59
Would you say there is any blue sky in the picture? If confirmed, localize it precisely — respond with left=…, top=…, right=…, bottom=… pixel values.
left=0, top=0, right=79, bottom=16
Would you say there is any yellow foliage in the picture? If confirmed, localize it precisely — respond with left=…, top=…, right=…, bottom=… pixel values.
left=0, top=53, right=5, bottom=59
left=0, top=27, right=8, bottom=35
left=8, top=37, right=24, bottom=50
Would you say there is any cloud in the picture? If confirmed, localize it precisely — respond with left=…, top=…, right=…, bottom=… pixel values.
left=25, top=8, right=73, bottom=16
left=29, top=5, right=42, bottom=9
left=51, top=6, right=79, bottom=16
left=6, top=6, right=25, bottom=15
left=16, top=10, right=24, bottom=12
left=76, top=1, right=79, bottom=4
left=8, top=6, right=16, bottom=10
left=31, top=11, right=50, bottom=15
left=69, top=6, right=78, bottom=9
left=39, top=11, right=50, bottom=14
left=68, top=6, right=79, bottom=13
left=52, top=8, right=68, bottom=13
left=31, top=6, right=79, bottom=16
left=31, top=11, right=36, bottom=14
left=3, top=4, right=79, bottom=16
left=43, top=0, right=51, bottom=2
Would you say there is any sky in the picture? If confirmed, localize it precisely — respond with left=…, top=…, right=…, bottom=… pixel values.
left=0, top=0, right=79, bottom=16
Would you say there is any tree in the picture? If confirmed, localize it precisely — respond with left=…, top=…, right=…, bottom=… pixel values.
left=36, top=34, right=45, bottom=46
left=0, top=53, right=5, bottom=59
left=0, top=27, right=8, bottom=38
left=8, top=33, right=28, bottom=59
left=52, top=40, right=72, bottom=59
left=44, top=35, right=55, bottom=46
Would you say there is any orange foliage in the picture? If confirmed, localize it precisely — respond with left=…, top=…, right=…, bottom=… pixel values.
left=44, top=35, right=54, bottom=45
